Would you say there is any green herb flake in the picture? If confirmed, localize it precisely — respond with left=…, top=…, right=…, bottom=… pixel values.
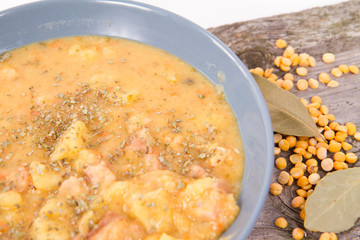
left=176, top=180, right=185, bottom=190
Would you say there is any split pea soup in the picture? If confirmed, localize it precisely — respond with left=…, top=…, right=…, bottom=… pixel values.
left=0, top=36, right=244, bottom=240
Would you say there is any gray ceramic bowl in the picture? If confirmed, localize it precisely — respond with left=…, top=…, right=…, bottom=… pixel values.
left=0, top=0, right=273, bottom=239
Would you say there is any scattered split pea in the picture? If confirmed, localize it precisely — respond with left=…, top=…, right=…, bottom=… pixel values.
left=327, top=80, right=339, bottom=88
left=270, top=183, right=283, bottom=195
left=292, top=228, right=305, bottom=240
left=275, top=39, right=287, bottom=49
left=308, top=78, right=319, bottom=89
left=318, top=72, right=330, bottom=84
left=319, top=232, right=337, bottom=240
left=274, top=217, right=288, bottom=229
left=297, top=79, right=308, bottom=91
left=349, top=65, right=359, bottom=74
left=331, top=67, right=342, bottom=78
left=322, top=53, right=335, bottom=63
left=282, top=79, right=294, bottom=90
left=269, top=41, right=359, bottom=239
left=296, top=67, right=308, bottom=76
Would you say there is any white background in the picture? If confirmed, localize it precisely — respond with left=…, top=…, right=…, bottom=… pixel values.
left=0, top=0, right=347, bottom=29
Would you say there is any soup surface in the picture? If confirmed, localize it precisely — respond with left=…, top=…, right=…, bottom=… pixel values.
left=0, top=36, right=244, bottom=240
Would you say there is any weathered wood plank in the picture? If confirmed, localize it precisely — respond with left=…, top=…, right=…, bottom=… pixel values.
left=209, top=0, right=360, bottom=239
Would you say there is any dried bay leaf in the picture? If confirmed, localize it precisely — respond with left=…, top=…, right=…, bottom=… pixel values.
left=304, top=168, right=360, bottom=233
left=252, top=73, right=321, bottom=137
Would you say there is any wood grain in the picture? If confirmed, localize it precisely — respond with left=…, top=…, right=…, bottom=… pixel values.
left=209, top=0, right=360, bottom=239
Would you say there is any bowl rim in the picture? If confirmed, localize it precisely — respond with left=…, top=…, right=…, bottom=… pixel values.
left=0, top=0, right=274, bottom=239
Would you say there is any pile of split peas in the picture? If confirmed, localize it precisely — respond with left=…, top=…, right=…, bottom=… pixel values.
left=250, top=39, right=360, bottom=240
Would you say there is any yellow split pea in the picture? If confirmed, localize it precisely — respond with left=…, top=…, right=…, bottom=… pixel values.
left=355, top=132, right=360, bottom=141
left=282, top=79, right=294, bottom=91
left=275, top=157, right=287, bottom=170
left=308, top=56, right=316, bottom=67
left=311, top=96, right=322, bottom=104
left=319, top=232, right=337, bottom=240
left=291, top=196, right=305, bottom=208
left=349, top=65, right=359, bottom=74
left=274, top=217, right=288, bottom=229
left=281, top=57, right=292, bottom=67
left=275, top=39, right=287, bottom=49
left=308, top=78, right=319, bottom=89
left=338, top=64, right=349, bottom=73
left=331, top=67, right=342, bottom=78
left=296, top=79, right=308, bottom=91
left=327, top=80, right=339, bottom=88
left=283, top=46, right=295, bottom=58
left=286, top=136, right=297, bottom=148
left=322, top=53, right=335, bottom=63
left=284, top=73, right=294, bottom=81
left=291, top=54, right=300, bottom=67
left=270, top=183, right=283, bottom=195
left=345, top=122, right=356, bottom=135
left=318, top=72, right=330, bottom=84
left=292, top=228, right=305, bottom=240
left=296, top=67, right=308, bottom=76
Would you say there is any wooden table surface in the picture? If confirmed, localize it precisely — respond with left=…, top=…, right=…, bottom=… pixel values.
left=209, top=0, right=360, bottom=239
